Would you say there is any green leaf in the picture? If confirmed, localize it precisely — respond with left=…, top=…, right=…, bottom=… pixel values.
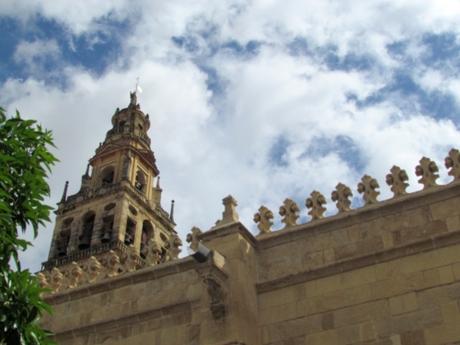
left=0, top=107, right=57, bottom=345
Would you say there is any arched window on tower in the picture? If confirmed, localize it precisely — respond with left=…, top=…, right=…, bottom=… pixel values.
left=140, top=220, right=154, bottom=259
left=118, top=120, right=126, bottom=133
left=135, top=170, right=146, bottom=193
left=79, top=212, right=95, bottom=250
left=101, top=215, right=114, bottom=243
left=56, top=217, right=73, bottom=257
left=124, top=217, right=136, bottom=246
left=101, top=166, right=115, bottom=186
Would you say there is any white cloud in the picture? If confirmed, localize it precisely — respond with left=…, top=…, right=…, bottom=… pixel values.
left=0, top=0, right=131, bottom=34
left=2, top=0, right=460, bottom=272
left=13, top=39, right=61, bottom=76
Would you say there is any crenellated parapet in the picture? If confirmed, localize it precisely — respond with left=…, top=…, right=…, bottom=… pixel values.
left=254, top=148, right=460, bottom=235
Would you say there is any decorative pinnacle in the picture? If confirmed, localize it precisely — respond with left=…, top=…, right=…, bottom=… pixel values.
left=253, top=205, right=274, bottom=235
left=84, top=164, right=90, bottom=178
left=305, top=191, right=327, bottom=220
left=331, top=183, right=353, bottom=213
left=279, top=198, right=300, bottom=229
left=357, top=175, right=380, bottom=205
left=214, top=195, right=239, bottom=228
left=186, top=227, right=203, bottom=252
left=415, top=157, right=439, bottom=189
left=60, top=181, right=69, bottom=203
left=386, top=165, right=409, bottom=197
left=445, top=148, right=460, bottom=182
left=170, top=200, right=175, bottom=223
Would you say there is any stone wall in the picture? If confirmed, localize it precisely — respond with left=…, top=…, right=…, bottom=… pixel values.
left=43, top=180, right=460, bottom=345
left=257, top=183, right=460, bottom=283
left=258, top=241, right=460, bottom=344
left=255, top=184, right=460, bottom=345
left=42, top=258, right=203, bottom=345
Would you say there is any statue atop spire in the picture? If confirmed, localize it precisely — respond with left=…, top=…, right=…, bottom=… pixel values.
left=129, top=77, right=142, bottom=108
left=129, top=91, right=138, bottom=107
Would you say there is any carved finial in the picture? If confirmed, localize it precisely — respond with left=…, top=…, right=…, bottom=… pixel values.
left=357, top=175, right=380, bottom=205
left=331, top=183, right=353, bottom=212
left=214, top=195, right=239, bottom=228
left=60, top=181, right=69, bottom=203
left=445, top=148, right=460, bottom=182
left=67, top=262, right=83, bottom=288
left=86, top=256, right=103, bottom=283
left=156, top=176, right=161, bottom=189
left=124, top=245, right=139, bottom=272
left=36, top=272, right=49, bottom=290
left=253, top=206, right=274, bottom=234
left=386, top=165, right=409, bottom=197
left=145, top=238, right=162, bottom=266
left=186, top=227, right=203, bottom=252
left=169, top=235, right=182, bottom=260
left=170, top=200, right=175, bottom=223
left=305, top=191, right=327, bottom=220
left=415, top=157, right=439, bottom=189
left=104, top=250, right=121, bottom=277
left=50, top=267, right=64, bottom=293
left=279, top=198, right=300, bottom=228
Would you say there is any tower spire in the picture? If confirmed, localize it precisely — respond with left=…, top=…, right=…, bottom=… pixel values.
left=45, top=92, right=177, bottom=275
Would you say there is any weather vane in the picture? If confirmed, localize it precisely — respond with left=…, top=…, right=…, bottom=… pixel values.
left=135, top=77, right=142, bottom=94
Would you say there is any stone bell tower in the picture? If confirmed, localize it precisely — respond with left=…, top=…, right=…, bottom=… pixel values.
left=43, top=91, right=181, bottom=272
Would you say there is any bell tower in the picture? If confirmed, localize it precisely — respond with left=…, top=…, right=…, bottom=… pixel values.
left=44, top=92, right=181, bottom=271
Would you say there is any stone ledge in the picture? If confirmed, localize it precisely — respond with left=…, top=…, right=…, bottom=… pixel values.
left=45, top=256, right=200, bottom=305
left=256, top=230, right=460, bottom=293
left=200, top=222, right=258, bottom=248
left=257, top=181, right=460, bottom=249
left=53, top=300, right=195, bottom=340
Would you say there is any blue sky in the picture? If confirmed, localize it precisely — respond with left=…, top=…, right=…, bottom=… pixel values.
left=1, top=1, right=460, bottom=271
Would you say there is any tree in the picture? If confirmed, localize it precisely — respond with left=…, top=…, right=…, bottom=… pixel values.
left=0, top=107, right=58, bottom=345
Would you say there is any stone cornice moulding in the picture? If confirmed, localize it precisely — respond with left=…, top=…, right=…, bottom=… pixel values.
left=199, top=222, right=258, bottom=248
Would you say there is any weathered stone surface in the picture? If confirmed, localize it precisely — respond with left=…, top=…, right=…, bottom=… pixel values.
left=254, top=206, right=274, bottom=235
left=331, top=182, right=353, bottom=213
left=214, top=195, right=239, bottom=228
left=357, top=174, right=380, bottom=205
left=186, top=226, right=203, bottom=252
left=416, top=156, right=439, bottom=189
left=306, top=191, right=327, bottom=220
left=445, top=148, right=460, bottom=182
left=279, top=198, right=300, bottom=228
left=42, top=94, right=460, bottom=345
left=386, top=165, right=409, bottom=197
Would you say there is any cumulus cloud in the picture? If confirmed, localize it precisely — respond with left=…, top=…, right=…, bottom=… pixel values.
left=2, top=0, right=460, bottom=271
left=13, top=39, right=61, bottom=76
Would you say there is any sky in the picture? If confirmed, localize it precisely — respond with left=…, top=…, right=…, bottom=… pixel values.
left=1, top=1, right=460, bottom=272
